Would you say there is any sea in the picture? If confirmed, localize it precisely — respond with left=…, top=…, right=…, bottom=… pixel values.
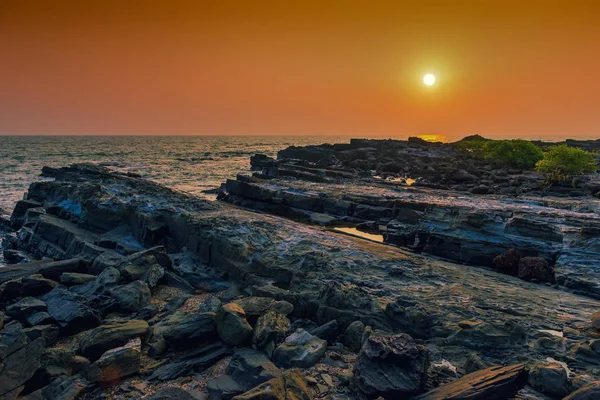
left=0, top=135, right=354, bottom=267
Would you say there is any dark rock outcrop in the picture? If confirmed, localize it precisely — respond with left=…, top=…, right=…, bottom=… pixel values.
left=354, top=333, right=429, bottom=398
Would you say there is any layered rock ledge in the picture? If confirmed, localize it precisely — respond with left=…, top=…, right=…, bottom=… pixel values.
left=1, top=163, right=599, bottom=399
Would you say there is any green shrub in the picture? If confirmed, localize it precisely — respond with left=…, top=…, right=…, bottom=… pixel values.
left=454, top=138, right=487, bottom=158
left=455, top=138, right=543, bottom=168
left=483, top=140, right=544, bottom=168
left=535, top=144, right=597, bottom=185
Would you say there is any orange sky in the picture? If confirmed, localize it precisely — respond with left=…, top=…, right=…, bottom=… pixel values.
left=1, top=1, right=599, bottom=139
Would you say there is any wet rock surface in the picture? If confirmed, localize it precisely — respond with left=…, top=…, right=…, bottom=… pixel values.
left=0, top=162, right=599, bottom=399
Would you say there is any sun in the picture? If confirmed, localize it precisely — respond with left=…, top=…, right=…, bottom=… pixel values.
left=423, top=73, right=436, bottom=86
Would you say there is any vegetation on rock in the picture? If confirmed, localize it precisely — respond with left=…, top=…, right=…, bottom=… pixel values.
left=535, top=144, right=597, bottom=185
left=455, top=138, right=544, bottom=168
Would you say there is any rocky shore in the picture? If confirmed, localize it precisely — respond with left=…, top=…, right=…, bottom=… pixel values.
left=1, top=139, right=600, bottom=399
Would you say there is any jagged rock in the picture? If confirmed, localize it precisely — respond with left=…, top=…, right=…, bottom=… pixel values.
left=215, top=303, right=253, bottom=346
left=25, top=312, right=54, bottom=327
left=110, top=280, right=151, bottom=312
left=492, top=248, right=522, bottom=275
left=24, top=348, right=90, bottom=393
left=161, top=294, right=191, bottom=314
left=5, top=297, right=47, bottom=322
left=135, top=304, right=159, bottom=320
left=273, top=329, right=327, bottom=369
left=9, top=199, right=42, bottom=229
left=146, top=387, right=208, bottom=400
left=354, top=333, right=429, bottom=398
left=79, top=320, right=149, bottom=361
left=207, top=375, right=244, bottom=400
left=414, top=364, right=528, bottom=400
left=89, top=251, right=126, bottom=275
left=119, top=246, right=168, bottom=287
left=149, top=342, right=231, bottom=381
left=86, top=339, right=141, bottom=384
left=564, top=382, right=600, bottom=399
left=59, top=273, right=96, bottom=286
left=149, top=311, right=217, bottom=353
left=518, top=257, right=554, bottom=283
left=198, top=296, right=222, bottom=313
left=463, top=352, right=491, bottom=374
left=252, top=311, right=290, bottom=351
left=23, top=325, right=59, bottom=347
left=70, top=266, right=120, bottom=297
left=0, top=325, right=45, bottom=399
left=222, top=348, right=281, bottom=394
left=41, top=288, right=100, bottom=334
left=528, top=361, right=570, bottom=398
left=20, top=375, right=88, bottom=400
left=344, top=321, right=366, bottom=352
left=3, top=249, right=29, bottom=264
left=232, top=369, right=311, bottom=400
left=309, top=319, right=338, bottom=344
left=233, top=297, right=294, bottom=323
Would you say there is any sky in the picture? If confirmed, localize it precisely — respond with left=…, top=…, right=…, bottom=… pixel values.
left=1, top=1, right=599, bottom=139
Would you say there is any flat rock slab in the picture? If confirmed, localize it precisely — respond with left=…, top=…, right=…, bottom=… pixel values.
left=12, top=165, right=600, bottom=375
left=414, top=364, right=527, bottom=400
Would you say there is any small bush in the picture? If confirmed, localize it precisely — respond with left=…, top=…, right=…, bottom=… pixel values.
left=454, top=138, right=487, bottom=158
left=535, top=144, right=597, bottom=185
left=483, top=140, right=544, bottom=168
left=455, top=138, right=543, bottom=168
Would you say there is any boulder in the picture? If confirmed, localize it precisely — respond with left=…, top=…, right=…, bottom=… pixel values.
left=227, top=348, right=281, bottom=390
left=110, top=280, right=151, bottom=311
left=252, top=311, right=290, bottom=351
left=20, top=375, right=88, bottom=400
left=354, top=333, right=429, bottom=398
left=149, top=311, right=217, bottom=352
left=25, top=348, right=90, bottom=393
left=86, top=339, right=141, bottom=384
left=23, top=325, right=60, bottom=347
left=79, top=320, right=149, bottom=361
left=492, top=248, right=522, bottom=275
left=309, top=319, right=338, bottom=344
left=528, top=361, right=570, bottom=398
left=414, top=364, right=528, bottom=400
left=232, top=369, right=311, bottom=400
left=344, top=321, right=366, bottom=352
left=207, top=375, right=244, bottom=400
left=59, top=273, right=96, bottom=286
left=564, top=382, right=600, bottom=400
left=273, top=329, right=327, bottom=369
left=518, top=257, right=554, bottom=283
left=5, top=297, right=47, bottom=321
left=21, top=275, right=57, bottom=297
left=216, top=303, right=253, bottom=346
left=41, top=288, right=100, bottom=334
left=0, top=325, right=45, bottom=399
left=233, top=297, right=294, bottom=323
left=198, top=296, right=222, bottom=313
left=9, top=199, right=42, bottom=229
